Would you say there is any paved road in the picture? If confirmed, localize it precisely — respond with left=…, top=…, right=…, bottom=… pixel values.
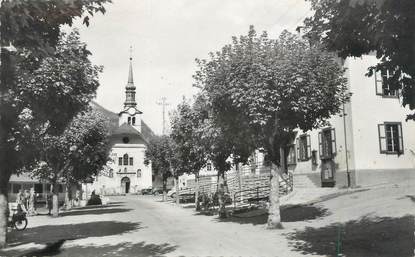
left=2, top=195, right=303, bottom=257
left=2, top=185, right=413, bottom=257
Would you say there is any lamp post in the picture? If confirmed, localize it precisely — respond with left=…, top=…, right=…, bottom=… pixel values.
left=341, top=103, right=351, bottom=188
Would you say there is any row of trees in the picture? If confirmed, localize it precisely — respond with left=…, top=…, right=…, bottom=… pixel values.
left=0, top=0, right=111, bottom=247
left=146, top=27, right=349, bottom=228
left=147, top=0, right=415, bottom=229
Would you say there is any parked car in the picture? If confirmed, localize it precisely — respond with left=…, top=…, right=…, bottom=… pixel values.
left=141, top=187, right=152, bottom=195
left=167, top=188, right=176, bottom=198
left=151, top=188, right=164, bottom=195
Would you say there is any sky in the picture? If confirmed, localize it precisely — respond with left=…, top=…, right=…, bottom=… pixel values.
left=74, top=0, right=311, bottom=135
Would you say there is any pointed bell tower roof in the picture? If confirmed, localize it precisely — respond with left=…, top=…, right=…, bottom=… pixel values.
left=127, top=48, right=135, bottom=88
left=124, top=46, right=138, bottom=109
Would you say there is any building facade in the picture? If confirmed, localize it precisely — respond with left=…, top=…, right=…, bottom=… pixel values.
left=90, top=55, right=154, bottom=195
left=289, top=54, right=415, bottom=188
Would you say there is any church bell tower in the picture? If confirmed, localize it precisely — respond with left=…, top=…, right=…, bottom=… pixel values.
left=119, top=47, right=142, bottom=132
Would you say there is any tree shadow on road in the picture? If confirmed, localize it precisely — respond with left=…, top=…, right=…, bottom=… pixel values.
left=6, top=221, right=142, bottom=248
left=59, top=208, right=133, bottom=217
left=3, top=241, right=177, bottom=257
left=72, top=203, right=125, bottom=210
left=405, top=195, right=415, bottom=203
left=216, top=204, right=328, bottom=225
left=286, top=215, right=414, bottom=257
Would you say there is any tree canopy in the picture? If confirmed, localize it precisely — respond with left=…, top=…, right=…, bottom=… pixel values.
left=169, top=98, right=207, bottom=176
left=194, top=27, right=349, bottom=163
left=144, top=135, right=174, bottom=182
left=302, top=0, right=415, bottom=120
left=31, top=109, right=110, bottom=185
left=9, top=30, right=103, bottom=172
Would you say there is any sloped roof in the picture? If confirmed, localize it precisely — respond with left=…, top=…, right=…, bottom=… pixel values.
left=91, top=101, right=155, bottom=143
left=113, top=123, right=140, bottom=135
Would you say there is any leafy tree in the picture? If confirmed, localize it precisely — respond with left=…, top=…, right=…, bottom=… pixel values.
left=144, top=135, right=174, bottom=202
left=0, top=0, right=109, bottom=246
left=194, top=27, right=348, bottom=228
left=192, top=94, right=255, bottom=217
left=301, top=0, right=415, bottom=120
left=30, top=109, right=110, bottom=217
left=170, top=98, right=208, bottom=210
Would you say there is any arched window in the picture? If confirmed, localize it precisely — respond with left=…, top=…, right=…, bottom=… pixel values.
left=128, top=117, right=131, bottom=125
left=132, top=117, right=136, bottom=125
left=123, top=154, right=129, bottom=165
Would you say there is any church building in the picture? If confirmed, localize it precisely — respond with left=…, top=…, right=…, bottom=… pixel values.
left=90, top=54, right=154, bottom=195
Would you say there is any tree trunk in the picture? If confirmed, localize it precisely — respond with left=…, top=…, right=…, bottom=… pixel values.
left=162, top=177, right=167, bottom=202
left=217, top=172, right=228, bottom=218
left=195, top=173, right=200, bottom=211
left=64, top=183, right=71, bottom=210
left=0, top=172, right=11, bottom=248
left=52, top=183, right=59, bottom=217
left=174, top=176, right=179, bottom=205
left=267, top=148, right=284, bottom=229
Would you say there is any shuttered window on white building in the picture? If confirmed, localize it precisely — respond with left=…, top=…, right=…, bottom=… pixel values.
left=375, top=70, right=398, bottom=97
left=297, top=134, right=311, bottom=161
left=318, top=128, right=336, bottom=160
left=378, top=122, right=403, bottom=154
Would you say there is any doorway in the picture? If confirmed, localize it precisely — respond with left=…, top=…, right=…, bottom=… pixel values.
left=121, top=177, right=131, bottom=194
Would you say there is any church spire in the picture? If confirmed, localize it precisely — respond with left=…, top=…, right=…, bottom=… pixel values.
left=127, top=46, right=134, bottom=85
left=124, top=46, right=137, bottom=109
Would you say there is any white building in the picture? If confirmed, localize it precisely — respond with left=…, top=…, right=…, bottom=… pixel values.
left=289, top=54, right=415, bottom=188
left=91, top=55, right=154, bottom=195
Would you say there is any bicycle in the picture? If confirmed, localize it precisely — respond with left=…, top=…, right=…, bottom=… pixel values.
left=7, top=204, right=28, bottom=231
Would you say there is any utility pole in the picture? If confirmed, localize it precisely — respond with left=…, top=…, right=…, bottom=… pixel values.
left=157, top=96, right=170, bottom=135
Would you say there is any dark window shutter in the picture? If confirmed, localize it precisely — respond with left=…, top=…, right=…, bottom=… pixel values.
left=378, top=124, right=386, bottom=153
left=318, top=131, right=322, bottom=159
left=296, top=138, right=300, bottom=161
left=398, top=123, right=404, bottom=154
left=375, top=70, right=383, bottom=95
left=331, top=128, right=337, bottom=156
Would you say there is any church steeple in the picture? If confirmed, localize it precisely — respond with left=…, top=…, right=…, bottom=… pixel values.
left=124, top=46, right=137, bottom=109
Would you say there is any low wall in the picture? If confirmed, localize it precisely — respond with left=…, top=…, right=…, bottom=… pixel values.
left=292, top=168, right=415, bottom=188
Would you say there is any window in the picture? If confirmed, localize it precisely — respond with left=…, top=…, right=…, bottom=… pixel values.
left=13, top=184, right=21, bottom=193
left=318, top=128, right=336, bottom=159
left=34, top=183, right=43, bottom=194
left=123, top=154, right=129, bottom=165
left=286, top=144, right=296, bottom=165
left=123, top=137, right=130, bottom=144
left=58, top=184, right=64, bottom=193
left=128, top=117, right=131, bottom=124
left=297, top=134, right=311, bottom=161
left=207, top=163, right=212, bottom=171
left=137, top=169, right=141, bottom=177
left=7, top=184, right=11, bottom=193
left=109, top=169, right=113, bottom=178
left=132, top=117, right=136, bottom=125
left=129, top=157, right=134, bottom=166
left=375, top=69, right=398, bottom=97
left=118, top=157, right=123, bottom=166
left=311, top=150, right=318, bottom=165
left=378, top=122, right=403, bottom=154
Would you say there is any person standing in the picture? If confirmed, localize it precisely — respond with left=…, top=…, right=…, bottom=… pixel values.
left=28, top=187, right=37, bottom=216
left=23, top=189, right=30, bottom=211
left=15, top=189, right=27, bottom=213
left=46, top=192, right=53, bottom=215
